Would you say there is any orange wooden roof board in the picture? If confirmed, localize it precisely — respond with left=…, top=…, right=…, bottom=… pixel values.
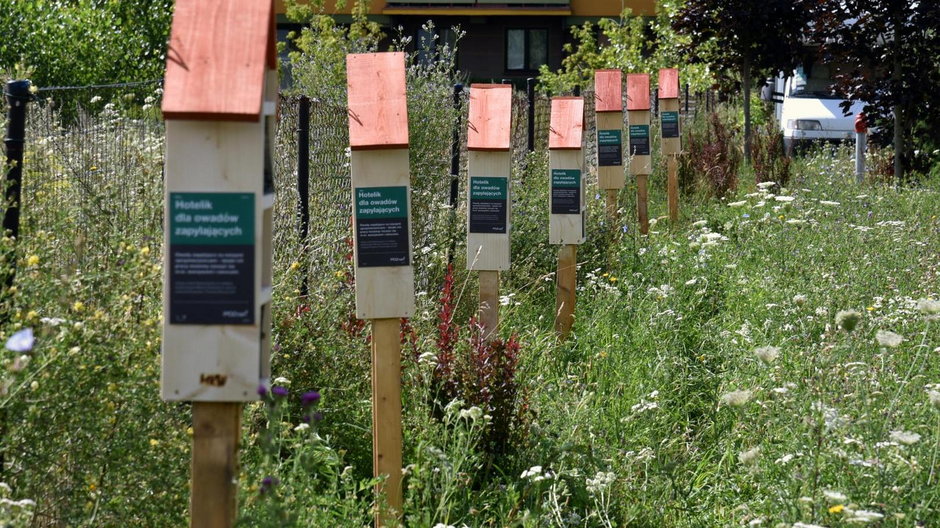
left=549, top=97, right=584, bottom=150
left=658, top=68, right=680, bottom=99
left=347, top=52, right=409, bottom=150
left=163, top=0, right=274, bottom=121
left=594, top=69, right=622, bottom=113
left=626, top=73, right=651, bottom=111
left=467, top=84, right=513, bottom=151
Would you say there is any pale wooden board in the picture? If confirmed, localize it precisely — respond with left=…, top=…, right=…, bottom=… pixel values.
left=549, top=149, right=586, bottom=245
left=467, top=151, right=511, bottom=271
left=658, top=68, right=680, bottom=99
left=347, top=53, right=409, bottom=150
left=596, top=111, right=625, bottom=189
left=627, top=73, right=650, bottom=111
left=478, top=270, right=500, bottom=340
left=351, top=149, right=415, bottom=319
left=554, top=244, right=577, bottom=340
left=162, top=119, right=267, bottom=402
left=629, top=110, right=653, bottom=175
left=190, top=402, right=240, bottom=528
left=594, top=69, right=623, bottom=112
left=371, top=318, right=403, bottom=522
left=660, top=98, right=682, bottom=155
left=549, top=97, right=584, bottom=150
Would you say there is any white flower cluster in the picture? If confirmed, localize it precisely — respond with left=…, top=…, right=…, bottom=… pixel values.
left=520, top=465, right=555, bottom=482
left=585, top=470, right=616, bottom=494
left=720, top=389, right=753, bottom=407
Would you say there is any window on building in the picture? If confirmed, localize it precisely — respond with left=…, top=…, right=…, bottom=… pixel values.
left=506, top=28, right=548, bottom=72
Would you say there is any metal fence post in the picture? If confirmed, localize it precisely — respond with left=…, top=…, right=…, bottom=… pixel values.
left=526, top=78, right=535, bottom=152
left=3, top=80, right=30, bottom=294
left=297, top=96, right=310, bottom=297
left=447, top=84, right=463, bottom=265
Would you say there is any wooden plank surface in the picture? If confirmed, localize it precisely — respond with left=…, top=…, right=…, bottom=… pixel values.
left=372, top=318, right=403, bottom=526
left=637, top=174, right=649, bottom=235
left=162, top=120, right=265, bottom=402
left=549, top=149, right=585, bottom=245
left=596, top=112, right=624, bottom=189
left=667, top=156, right=679, bottom=223
left=478, top=271, right=500, bottom=340
left=467, top=84, right=513, bottom=151
left=351, top=149, right=415, bottom=319
left=626, top=73, right=651, bottom=111
left=548, top=97, right=584, bottom=150
left=554, top=244, right=577, bottom=340
left=347, top=52, right=409, bottom=150
left=658, top=68, right=680, bottom=99
left=467, top=151, right=511, bottom=270
left=594, top=69, right=623, bottom=112
left=191, top=402, right=240, bottom=528
left=163, top=0, right=273, bottom=121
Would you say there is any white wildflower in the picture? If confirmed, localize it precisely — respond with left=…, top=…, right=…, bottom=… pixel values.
left=845, top=509, right=883, bottom=523
left=520, top=466, right=543, bottom=479
left=793, top=294, right=807, bottom=306
left=889, top=430, right=921, bottom=445
left=835, top=310, right=861, bottom=332
left=738, top=447, right=761, bottom=465
left=585, top=471, right=616, bottom=493
left=774, top=195, right=795, bottom=202
left=823, top=490, right=847, bottom=502
left=793, top=523, right=827, bottom=528
left=754, top=345, right=780, bottom=364
left=875, top=330, right=903, bottom=348
left=418, top=351, right=438, bottom=366
left=273, top=376, right=291, bottom=386
left=691, top=220, right=708, bottom=227
left=819, top=200, right=841, bottom=206
left=728, top=200, right=747, bottom=207
left=294, top=423, right=310, bottom=432
left=720, top=389, right=753, bottom=407
left=928, top=390, right=940, bottom=410
left=916, top=298, right=940, bottom=315
left=756, top=181, right=776, bottom=190
left=5, top=328, right=34, bottom=353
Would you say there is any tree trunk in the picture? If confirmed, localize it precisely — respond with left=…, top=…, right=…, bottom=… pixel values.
left=743, top=58, right=752, bottom=165
left=892, top=18, right=903, bottom=185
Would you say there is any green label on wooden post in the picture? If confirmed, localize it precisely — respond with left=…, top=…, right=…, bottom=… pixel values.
left=597, top=129, right=622, bottom=167
left=469, top=177, right=508, bottom=234
left=661, top=111, right=679, bottom=138
left=355, top=186, right=410, bottom=267
left=629, top=124, right=650, bottom=156
left=169, top=192, right=255, bottom=325
left=551, top=169, right=580, bottom=214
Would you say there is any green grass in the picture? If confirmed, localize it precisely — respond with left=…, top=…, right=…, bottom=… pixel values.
left=2, top=114, right=939, bottom=528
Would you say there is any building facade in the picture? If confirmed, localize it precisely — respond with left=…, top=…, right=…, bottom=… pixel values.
left=276, top=0, right=656, bottom=83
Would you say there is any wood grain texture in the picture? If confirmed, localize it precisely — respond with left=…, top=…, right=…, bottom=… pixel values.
left=347, top=52, right=409, bottom=150
left=594, top=69, right=623, bottom=112
left=467, top=84, right=513, bottom=151
left=549, top=149, right=585, bottom=245
left=596, top=112, right=625, bottom=189
left=660, top=98, right=681, bottom=155
left=163, top=0, right=273, bottom=121
left=606, top=189, right=619, bottom=223
left=628, top=110, right=652, bottom=175
left=467, top=151, right=511, bottom=271
left=554, top=244, right=577, bottom=340
left=658, top=68, right=680, bottom=99
left=351, top=149, right=415, bottom=319
left=162, top=120, right=266, bottom=402
left=637, top=174, right=649, bottom=235
left=191, top=402, right=241, bottom=528
left=478, top=271, right=500, bottom=340
left=371, top=318, right=403, bottom=526
left=549, top=97, right=584, bottom=150
left=626, top=73, right=651, bottom=111
left=667, top=155, right=679, bottom=223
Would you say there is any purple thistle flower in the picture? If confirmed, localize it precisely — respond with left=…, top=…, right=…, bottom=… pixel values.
left=257, top=385, right=268, bottom=397
left=301, top=414, right=311, bottom=423
left=272, top=386, right=288, bottom=398
left=260, top=476, right=279, bottom=494
left=312, top=411, right=324, bottom=422
left=301, top=391, right=321, bottom=407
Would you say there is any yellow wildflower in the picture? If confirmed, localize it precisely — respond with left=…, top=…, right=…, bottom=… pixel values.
left=26, top=255, right=39, bottom=267
left=149, top=438, right=160, bottom=447
left=290, top=261, right=301, bottom=271
left=72, top=301, right=85, bottom=312
left=829, top=504, right=844, bottom=514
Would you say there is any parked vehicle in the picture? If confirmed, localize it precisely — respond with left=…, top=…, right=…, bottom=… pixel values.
left=763, top=62, right=866, bottom=155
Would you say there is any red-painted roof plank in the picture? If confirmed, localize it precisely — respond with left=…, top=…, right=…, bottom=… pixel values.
left=594, top=69, right=622, bottom=113
left=162, top=0, right=273, bottom=121
left=659, top=68, right=680, bottom=99
left=549, top=97, right=584, bottom=150
left=626, top=73, right=651, bottom=111
left=347, top=52, right=409, bottom=150
left=467, top=84, right=513, bottom=151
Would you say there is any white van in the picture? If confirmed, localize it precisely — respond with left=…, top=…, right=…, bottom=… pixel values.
left=764, top=63, right=866, bottom=155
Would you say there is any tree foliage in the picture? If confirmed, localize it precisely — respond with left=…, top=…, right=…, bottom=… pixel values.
left=0, top=0, right=172, bottom=87
left=807, top=0, right=940, bottom=178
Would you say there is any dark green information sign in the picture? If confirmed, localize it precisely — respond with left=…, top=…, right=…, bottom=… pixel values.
left=355, top=186, right=410, bottom=267
left=629, top=124, right=651, bottom=156
left=661, top=111, right=680, bottom=138
left=169, top=192, right=255, bottom=325
left=551, top=169, right=580, bottom=215
left=597, top=129, right=622, bottom=167
left=469, top=177, right=508, bottom=234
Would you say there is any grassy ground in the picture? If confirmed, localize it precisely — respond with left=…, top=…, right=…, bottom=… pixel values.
left=2, top=131, right=939, bottom=526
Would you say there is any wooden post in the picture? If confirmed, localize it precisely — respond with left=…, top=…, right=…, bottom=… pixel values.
left=371, top=318, right=402, bottom=523
left=191, top=402, right=241, bottom=528
left=347, top=52, right=413, bottom=526
left=548, top=97, right=584, bottom=340
left=554, top=245, right=577, bottom=337
left=594, top=69, right=624, bottom=227
left=627, top=74, right=652, bottom=235
left=161, top=3, right=277, bottom=526
left=659, top=68, right=682, bottom=224
left=466, top=84, right=512, bottom=340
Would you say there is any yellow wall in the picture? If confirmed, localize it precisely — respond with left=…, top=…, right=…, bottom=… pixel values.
left=276, top=0, right=655, bottom=17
